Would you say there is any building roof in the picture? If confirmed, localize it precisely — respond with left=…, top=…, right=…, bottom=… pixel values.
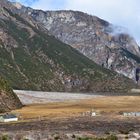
left=0, top=114, right=17, bottom=119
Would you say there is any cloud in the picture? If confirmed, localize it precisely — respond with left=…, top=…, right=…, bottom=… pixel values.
left=9, top=0, right=140, bottom=45
left=64, top=0, right=140, bottom=44
left=31, top=0, right=67, bottom=11
left=10, top=0, right=67, bottom=10
left=10, top=0, right=37, bottom=6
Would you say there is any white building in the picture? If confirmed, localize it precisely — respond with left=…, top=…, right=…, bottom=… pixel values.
left=83, top=110, right=99, bottom=117
left=91, top=112, right=96, bottom=116
left=123, top=112, right=140, bottom=117
left=0, top=114, right=18, bottom=122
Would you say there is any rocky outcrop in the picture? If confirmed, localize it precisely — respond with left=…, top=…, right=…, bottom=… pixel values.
left=21, top=9, right=140, bottom=80
left=0, top=76, right=22, bottom=113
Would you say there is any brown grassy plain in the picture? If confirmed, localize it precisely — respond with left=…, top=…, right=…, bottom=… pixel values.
left=12, top=96, right=140, bottom=119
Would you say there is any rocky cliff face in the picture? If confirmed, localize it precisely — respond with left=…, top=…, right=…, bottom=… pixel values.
left=0, top=0, right=136, bottom=92
left=0, top=76, right=22, bottom=113
left=20, top=9, right=140, bottom=80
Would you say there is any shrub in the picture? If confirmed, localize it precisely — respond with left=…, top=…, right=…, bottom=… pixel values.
left=1, top=135, right=9, bottom=140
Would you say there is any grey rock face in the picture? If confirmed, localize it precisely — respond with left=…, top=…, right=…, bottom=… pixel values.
left=0, top=0, right=137, bottom=93
left=20, top=9, right=140, bottom=80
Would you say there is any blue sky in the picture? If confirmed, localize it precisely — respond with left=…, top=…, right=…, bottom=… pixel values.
left=10, top=0, right=140, bottom=45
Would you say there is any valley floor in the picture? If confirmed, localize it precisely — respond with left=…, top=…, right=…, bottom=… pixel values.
left=0, top=116, right=140, bottom=139
left=12, top=95, right=140, bottom=119
left=1, top=91, right=140, bottom=139
left=13, top=90, right=102, bottom=104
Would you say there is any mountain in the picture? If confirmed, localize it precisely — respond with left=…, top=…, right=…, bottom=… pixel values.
left=0, top=0, right=136, bottom=92
left=0, top=76, right=22, bottom=113
left=19, top=8, right=140, bottom=80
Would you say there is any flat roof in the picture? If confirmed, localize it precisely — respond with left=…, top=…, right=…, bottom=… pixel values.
left=0, top=114, right=17, bottom=119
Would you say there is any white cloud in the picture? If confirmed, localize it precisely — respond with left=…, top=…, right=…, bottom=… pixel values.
left=31, top=0, right=66, bottom=11
left=64, top=0, right=140, bottom=44
left=10, top=0, right=36, bottom=6
left=32, top=0, right=53, bottom=10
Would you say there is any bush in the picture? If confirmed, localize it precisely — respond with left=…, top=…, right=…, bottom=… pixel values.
left=1, top=135, right=9, bottom=140
left=106, top=135, right=118, bottom=140
left=77, top=134, right=118, bottom=140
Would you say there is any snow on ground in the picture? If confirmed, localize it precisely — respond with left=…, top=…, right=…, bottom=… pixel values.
left=14, top=90, right=103, bottom=105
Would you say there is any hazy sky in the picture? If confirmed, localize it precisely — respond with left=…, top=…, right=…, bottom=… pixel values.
left=10, top=0, right=140, bottom=45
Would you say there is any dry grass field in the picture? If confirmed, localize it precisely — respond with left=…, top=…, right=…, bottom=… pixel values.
left=12, top=96, right=140, bottom=119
